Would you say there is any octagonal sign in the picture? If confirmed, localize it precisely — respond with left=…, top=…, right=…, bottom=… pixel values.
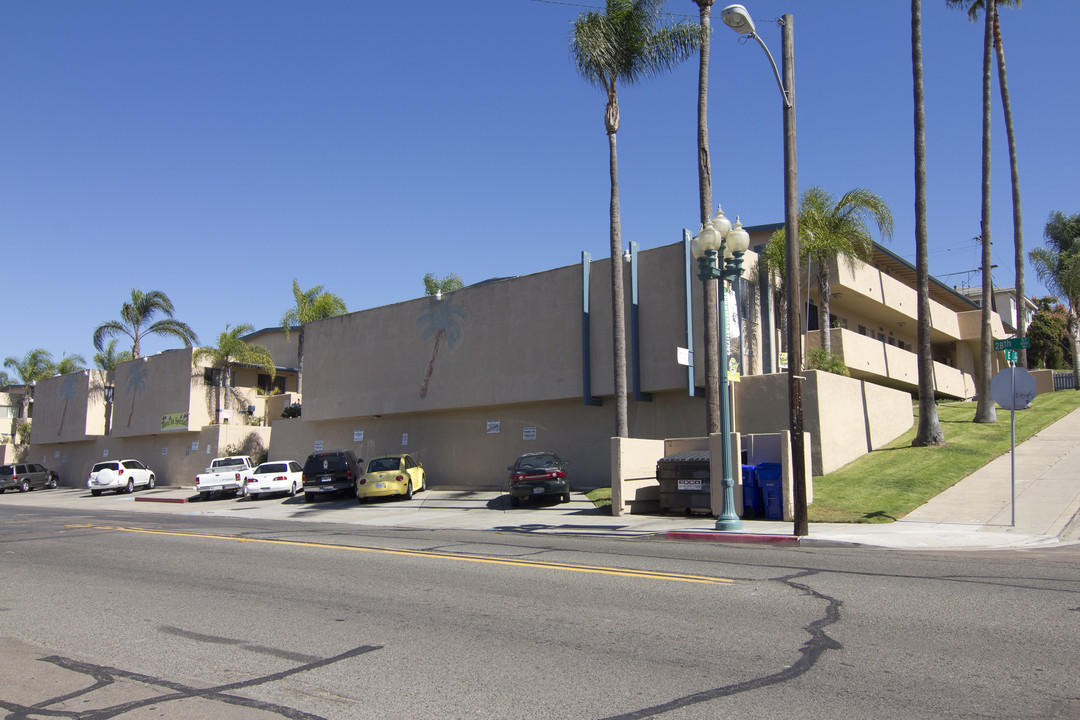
left=990, top=367, right=1037, bottom=411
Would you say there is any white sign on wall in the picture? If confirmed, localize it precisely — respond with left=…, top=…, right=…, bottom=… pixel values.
left=103, top=449, right=109, bottom=458
left=354, top=430, right=364, bottom=442
left=487, top=420, right=500, bottom=434
left=314, top=440, right=324, bottom=452
left=401, top=433, right=408, bottom=446
left=161, top=447, right=168, bottom=456
left=523, top=427, right=537, bottom=441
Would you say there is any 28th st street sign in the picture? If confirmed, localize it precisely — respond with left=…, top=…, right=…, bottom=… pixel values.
left=993, top=337, right=1030, bottom=351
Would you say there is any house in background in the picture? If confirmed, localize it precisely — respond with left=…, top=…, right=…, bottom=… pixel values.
left=956, top=285, right=1037, bottom=335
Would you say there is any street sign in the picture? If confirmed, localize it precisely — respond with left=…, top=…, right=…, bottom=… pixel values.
left=990, top=367, right=1037, bottom=410
left=1005, top=350, right=1018, bottom=363
left=993, top=337, right=1030, bottom=351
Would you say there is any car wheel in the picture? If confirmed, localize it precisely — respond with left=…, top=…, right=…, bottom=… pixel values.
left=509, top=495, right=520, bottom=508
left=19, top=481, right=29, bottom=493
left=289, top=482, right=297, bottom=497
left=237, top=484, right=247, bottom=498
left=91, top=489, right=101, bottom=497
left=357, top=493, right=367, bottom=504
left=419, top=474, right=426, bottom=492
left=147, top=475, right=155, bottom=490
left=48, top=477, right=58, bottom=489
left=404, top=481, right=413, bottom=501
left=126, top=479, right=135, bottom=494
left=304, top=492, right=315, bottom=503
left=561, top=493, right=571, bottom=503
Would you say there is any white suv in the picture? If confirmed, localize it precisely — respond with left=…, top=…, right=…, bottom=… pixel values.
left=88, top=459, right=156, bottom=496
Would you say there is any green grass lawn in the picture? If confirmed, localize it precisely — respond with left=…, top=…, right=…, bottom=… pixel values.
left=809, top=390, right=1080, bottom=523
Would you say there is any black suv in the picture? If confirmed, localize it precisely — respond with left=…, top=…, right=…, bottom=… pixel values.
left=302, top=450, right=361, bottom=503
left=0, top=463, right=59, bottom=493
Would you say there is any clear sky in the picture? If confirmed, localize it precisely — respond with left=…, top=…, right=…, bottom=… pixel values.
left=3, top=1, right=1078, bottom=367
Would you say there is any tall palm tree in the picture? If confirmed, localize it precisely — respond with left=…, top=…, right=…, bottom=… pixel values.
left=280, top=279, right=347, bottom=396
left=1030, top=211, right=1080, bottom=390
left=771, top=187, right=893, bottom=355
left=93, top=340, right=132, bottom=372
left=193, top=324, right=276, bottom=423
left=54, top=353, right=87, bottom=376
left=93, top=289, right=199, bottom=360
left=948, top=0, right=1025, bottom=367
left=571, top=0, right=699, bottom=438
left=3, top=349, right=55, bottom=432
left=912, top=0, right=944, bottom=446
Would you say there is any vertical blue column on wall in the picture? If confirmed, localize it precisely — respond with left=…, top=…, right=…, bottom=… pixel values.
left=581, top=252, right=603, bottom=406
left=683, top=230, right=703, bottom=398
left=756, top=244, right=774, bottom=374
left=630, top=241, right=652, bottom=402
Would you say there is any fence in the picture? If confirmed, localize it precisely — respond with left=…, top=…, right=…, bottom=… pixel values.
left=1053, top=372, right=1076, bottom=391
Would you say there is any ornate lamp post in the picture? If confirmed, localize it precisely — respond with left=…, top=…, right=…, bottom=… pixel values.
left=692, top=207, right=750, bottom=531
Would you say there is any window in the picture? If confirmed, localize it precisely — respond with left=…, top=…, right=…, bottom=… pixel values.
left=204, top=368, right=222, bottom=386
left=858, top=325, right=868, bottom=336
left=258, top=373, right=286, bottom=394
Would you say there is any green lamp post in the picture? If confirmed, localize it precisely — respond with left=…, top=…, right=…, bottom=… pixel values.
left=692, top=207, right=750, bottom=531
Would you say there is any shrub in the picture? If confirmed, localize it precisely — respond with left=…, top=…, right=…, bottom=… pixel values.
left=807, top=348, right=850, bottom=377
left=281, top=403, right=302, bottom=419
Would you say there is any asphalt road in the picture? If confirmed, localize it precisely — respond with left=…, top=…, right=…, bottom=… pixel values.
left=1, top=504, right=1078, bottom=720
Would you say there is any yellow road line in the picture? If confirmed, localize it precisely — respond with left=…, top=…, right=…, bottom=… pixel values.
left=66, top=524, right=734, bottom=585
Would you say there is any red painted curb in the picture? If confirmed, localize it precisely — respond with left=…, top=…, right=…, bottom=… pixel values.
left=133, top=496, right=188, bottom=504
left=665, top=531, right=800, bottom=546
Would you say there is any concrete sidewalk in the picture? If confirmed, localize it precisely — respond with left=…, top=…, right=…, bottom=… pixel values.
left=5, top=409, right=1080, bottom=550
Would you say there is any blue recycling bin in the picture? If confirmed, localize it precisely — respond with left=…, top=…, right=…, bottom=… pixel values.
left=755, top=462, right=784, bottom=521
left=741, top=464, right=764, bottom=518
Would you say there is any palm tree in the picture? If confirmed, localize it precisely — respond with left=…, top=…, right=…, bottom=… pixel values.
left=94, top=340, right=132, bottom=372
left=280, top=279, right=347, bottom=396
left=1030, top=211, right=1080, bottom=390
left=3, top=349, right=54, bottom=434
left=93, top=289, right=199, bottom=360
left=54, top=353, right=86, bottom=376
left=912, top=0, right=944, bottom=446
left=947, top=0, right=1025, bottom=367
left=193, top=324, right=276, bottom=423
left=417, top=295, right=466, bottom=399
left=771, top=187, right=893, bottom=355
left=571, top=0, right=699, bottom=438
left=423, top=273, right=464, bottom=296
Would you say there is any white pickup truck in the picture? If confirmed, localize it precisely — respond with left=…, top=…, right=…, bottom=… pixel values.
left=195, top=456, right=256, bottom=499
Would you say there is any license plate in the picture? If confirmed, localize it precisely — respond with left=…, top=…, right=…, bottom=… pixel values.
left=678, top=479, right=703, bottom=491
left=320, top=476, right=332, bottom=483
left=375, top=482, right=386, bottom=489
left=533, top=487, right=543, bottom=494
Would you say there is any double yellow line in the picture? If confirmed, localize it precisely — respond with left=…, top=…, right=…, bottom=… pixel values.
left=66, top=524, right=734, bottom=585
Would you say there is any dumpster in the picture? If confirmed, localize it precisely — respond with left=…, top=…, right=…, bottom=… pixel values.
left=755, top=462, right=783, bottom=520
left=656, top=451, right=711, bottom=513
left=741, top=464, right=764, bottom=518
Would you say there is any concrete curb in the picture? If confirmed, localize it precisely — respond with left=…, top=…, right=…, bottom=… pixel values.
left=665, top=531, right=801, bottom=546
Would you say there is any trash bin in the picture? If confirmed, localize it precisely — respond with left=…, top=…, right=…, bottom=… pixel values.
left=656, top=451, right=712, bottom=513
left=755, top=462, right=783, bottom=520
left=741, top=464, right=764, bottom=518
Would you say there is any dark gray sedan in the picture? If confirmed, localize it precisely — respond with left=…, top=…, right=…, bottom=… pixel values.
left=507, top=451, right=570, bottom=507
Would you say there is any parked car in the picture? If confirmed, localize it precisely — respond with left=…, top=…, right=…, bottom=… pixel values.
left=356, top=454, right=426, bottom=502
left=195, top=455, right=256, bottom=499
left=301, top=450, right=361, bottom=503
left=245, top=460, right=304, bottom=500
left=507, top=451, right=570, bottom=506
left=0, top=463, right=59, bottom=493
left=87, top=459, right=156, bottom=495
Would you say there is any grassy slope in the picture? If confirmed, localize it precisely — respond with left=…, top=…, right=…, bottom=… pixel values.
left=809, top=390, right=1080, bottom=523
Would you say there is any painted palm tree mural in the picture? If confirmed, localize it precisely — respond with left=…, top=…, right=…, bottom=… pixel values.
left=417, top=295, right=466, bottom=399
left=58, top=373, right=80, bottom=435
left=125, top=361, right=148, bottom=428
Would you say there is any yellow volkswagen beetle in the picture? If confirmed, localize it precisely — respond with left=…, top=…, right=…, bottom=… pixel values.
left=356, top=454, right=426, bottom=502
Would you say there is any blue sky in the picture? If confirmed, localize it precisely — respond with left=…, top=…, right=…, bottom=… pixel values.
left=3, top=1, right=1078, bottom=366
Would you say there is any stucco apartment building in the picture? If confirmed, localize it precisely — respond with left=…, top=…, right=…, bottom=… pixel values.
left=18, top=228, right=1012, bottom=493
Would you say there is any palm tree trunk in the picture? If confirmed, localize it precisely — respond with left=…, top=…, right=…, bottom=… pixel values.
left=419, top=329, right=445, bottom=400
left=1071, top=315, right=1080, bottom=391
left=818, top=263, right=831, bottom=354
left=975, top=0, right=997, bottom=424
left=912, top=0, right=943, bottom=446
left=993, top=4, right=1025, bottom=367
left=696, top=0, right=720, bottom=435
left=606, top=90, right=628, bottom=439
left=296, top=327, right=305, bottom=397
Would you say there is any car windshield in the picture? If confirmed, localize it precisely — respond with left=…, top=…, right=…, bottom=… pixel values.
left=217, top=458, right=245, bottom=467
left=515, top=454, right=559, bottom=470
left=256, top=463, right=287, bottom=474
left=92, top=462, right=119, bottom=472
left=368, top=457, right=400, bottom=472
left=305, top=455, right=348, bottom=473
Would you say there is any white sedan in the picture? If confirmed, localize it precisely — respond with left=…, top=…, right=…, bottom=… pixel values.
left=87, top=459, right=156, bottom=496
left=244, top=461, right=304, bottom=500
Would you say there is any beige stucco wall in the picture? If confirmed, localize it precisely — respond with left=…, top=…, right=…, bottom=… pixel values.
left=30, top=425, right=271, bottom=488
left=1029, top=369, right=1056, bottom=396
left=243, top=328, right=300, bottom=370
left=31, top=370, right=108, bottom=443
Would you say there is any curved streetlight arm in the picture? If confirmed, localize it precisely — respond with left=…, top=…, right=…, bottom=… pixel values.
left=745, top=31, right=792, bottom=108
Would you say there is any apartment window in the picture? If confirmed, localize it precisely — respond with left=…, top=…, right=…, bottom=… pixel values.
left=258, top=373, right=286, bottom=394
left=203, top=368, right=222, bottom=386
left=878, top=332, right=886, bottom=342
left=858, top=324, right=868, bottom=336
